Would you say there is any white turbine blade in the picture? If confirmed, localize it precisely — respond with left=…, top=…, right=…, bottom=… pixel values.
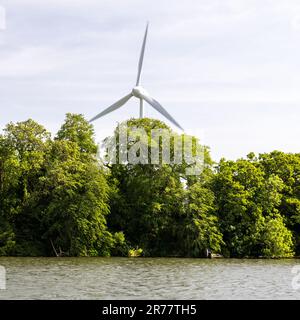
left=136, top=22, right=149, bottom=86
left=89, top=93, right=132, bottom=122
left=141, top=93, right=184, bottom=131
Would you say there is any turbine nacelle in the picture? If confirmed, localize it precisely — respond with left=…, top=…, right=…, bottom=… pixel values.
left=132, top=86, right=149, bottom=99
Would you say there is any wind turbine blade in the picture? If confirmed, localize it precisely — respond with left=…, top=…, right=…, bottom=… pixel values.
left=141, top=93, right=184, bottom=131
left=136, top=22, right=149, bottom=86
left=89, top=93, right=132, bottom=122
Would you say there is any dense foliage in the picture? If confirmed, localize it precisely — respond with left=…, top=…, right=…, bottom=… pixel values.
left=0, top=115, right=299, bottom=258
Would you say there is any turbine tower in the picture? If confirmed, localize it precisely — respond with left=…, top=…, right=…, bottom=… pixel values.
left=89, top=22, right=183, bottom=131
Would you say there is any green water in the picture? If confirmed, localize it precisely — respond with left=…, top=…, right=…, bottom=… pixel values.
left=0, top=257, right=299, bottom=299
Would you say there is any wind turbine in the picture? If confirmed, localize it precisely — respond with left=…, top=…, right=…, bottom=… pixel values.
left=89, top=22, right=184, bottom=131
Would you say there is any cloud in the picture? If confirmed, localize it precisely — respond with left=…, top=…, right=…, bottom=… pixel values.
left=0, top=46, right=72, bottom=77
left=0, top=5, right=6, bottom=30
left=0, top=0, right=300, bottom=160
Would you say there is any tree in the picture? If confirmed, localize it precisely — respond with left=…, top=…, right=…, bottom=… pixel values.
left=259, top=151, right=300, bottom=253
left=37, top=139, right=114, bottom=256
left=213, top=157, right=294, bottom=257
left=0, top=115, right=121, bottom=257
left=0, top=135, right=19, bottom=254
left=181, top=182, right=224, bottom=257
left=1, top=120, right=50, bottom=255
left=56, top=113, right=97, bottom=155
left=33, top=114, right=117, bottom=256
left=106, top=118, right=215, bottom=256
left=260, top=214, right=294, bottom=258
left=0, top=115, right=298, bottom=258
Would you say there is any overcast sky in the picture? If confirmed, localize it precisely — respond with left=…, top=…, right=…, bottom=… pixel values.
left=0, top=0, right=300, bottom=160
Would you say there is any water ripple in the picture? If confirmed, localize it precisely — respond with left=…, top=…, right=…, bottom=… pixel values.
left=0, top=257, right=299, bottom=299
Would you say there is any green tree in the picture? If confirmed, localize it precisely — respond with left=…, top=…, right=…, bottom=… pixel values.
left=260, top=214, right=294, bottom=258
left=32, top=114, right=117, bottom=256
left=181, top=182, right=224, bottom=257
left=56, top=113, right=97, bottom=154
left=259, top=151, right=300, bottom=253
left=0, top=135, right=19, bottom=254
left=1, top=115, right=298, bottom=258
left=0, top=115, right=120, bottom=257
left=213, top=157, right=294, bottom=257
left=1, top=120, right=50, bottom=255
left=37, top=139, right=114, bottom=256
left=107, top=118, right=214, bottom=256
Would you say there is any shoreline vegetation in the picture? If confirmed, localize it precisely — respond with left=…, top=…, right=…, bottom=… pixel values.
left=0, top=114, right=299, bottom=259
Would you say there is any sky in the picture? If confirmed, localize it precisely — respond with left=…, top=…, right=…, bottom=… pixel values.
left=0, top=0, right=300, bottom=161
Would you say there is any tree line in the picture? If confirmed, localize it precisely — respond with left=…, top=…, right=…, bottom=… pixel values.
left=0, top=114, right=299, bottom=258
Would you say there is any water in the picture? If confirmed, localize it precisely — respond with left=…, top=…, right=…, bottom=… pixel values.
left=0, top=257, right=299, bottom=300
